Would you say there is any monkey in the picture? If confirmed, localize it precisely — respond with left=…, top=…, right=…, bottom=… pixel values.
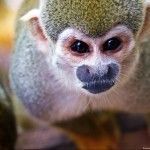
left=9, top=0, right=150, bottom=149
left=10, top=0, right=150, bottom=122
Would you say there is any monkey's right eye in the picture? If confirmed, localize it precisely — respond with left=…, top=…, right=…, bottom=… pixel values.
left=102, top=37, right=122, bottom=53
left=70, top=40, right=90, bottom=54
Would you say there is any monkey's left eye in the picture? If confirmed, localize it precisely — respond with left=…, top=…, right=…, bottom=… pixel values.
left=102, top=37, right=122, bottom=52
left=70, top=40, right=90, bottom=54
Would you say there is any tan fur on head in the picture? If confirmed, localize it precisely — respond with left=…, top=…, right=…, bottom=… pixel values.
left=40, top=0, right=143, bottom=40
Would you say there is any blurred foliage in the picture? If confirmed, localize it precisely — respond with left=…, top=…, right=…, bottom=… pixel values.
left=0, top=72, right=17, bottom=150
left=0, top=0, right=16, bottom=50
left=0, top=95, right=17, bottom=150
left=0, top=1, right=17, bottom=149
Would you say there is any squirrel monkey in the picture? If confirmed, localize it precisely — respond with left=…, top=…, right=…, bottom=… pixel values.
left=10, top=0, right=150, bottom=125
left=10, top=0, right=150, bottom=123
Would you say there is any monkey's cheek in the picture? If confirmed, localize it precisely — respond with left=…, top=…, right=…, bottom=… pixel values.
left=82, top=81, right=115, bottom=94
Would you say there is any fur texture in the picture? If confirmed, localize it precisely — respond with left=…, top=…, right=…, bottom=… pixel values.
left=41, top=0, right=143, bottom=40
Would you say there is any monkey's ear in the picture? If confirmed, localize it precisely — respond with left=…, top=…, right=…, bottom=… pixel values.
left=139, top=1, right=150, bottom=41
left=20, top=9, right=47, bottom=42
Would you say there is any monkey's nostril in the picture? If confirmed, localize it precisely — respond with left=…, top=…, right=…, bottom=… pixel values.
left=108, top=63, right=119, bottom=79
left=100, top=63, right=119, bottom=80
left=76, top=65, right=93, bottom=82
left=106, top=65, right=114, bottom=79
left=86, top=68, right=90, bottom=74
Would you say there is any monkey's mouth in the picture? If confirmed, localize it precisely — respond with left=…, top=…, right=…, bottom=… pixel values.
left=82, top=80, right=115, bottom=94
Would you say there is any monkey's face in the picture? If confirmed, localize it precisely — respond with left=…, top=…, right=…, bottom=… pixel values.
left=53, top=25, right=135, bottom=95
left=40, top=0, right=142, bottom=96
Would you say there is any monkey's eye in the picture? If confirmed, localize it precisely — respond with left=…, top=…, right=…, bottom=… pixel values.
left=102, top=37, right=122, bottom=52
left=70, top=40, right=90, bottom=54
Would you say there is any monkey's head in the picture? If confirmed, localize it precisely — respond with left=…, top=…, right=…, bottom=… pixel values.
left=12, top=0, right=150, bottom=121
left=37, top=0, right=143, bottom=95
left=21, top=0, right=147, bottom=95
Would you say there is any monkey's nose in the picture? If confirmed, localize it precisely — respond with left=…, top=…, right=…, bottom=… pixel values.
left=101, top=63, right=119, bottom=80
left=76, top=65, right=98, bottom=83
left=76, top=63, right=119, bottom=83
